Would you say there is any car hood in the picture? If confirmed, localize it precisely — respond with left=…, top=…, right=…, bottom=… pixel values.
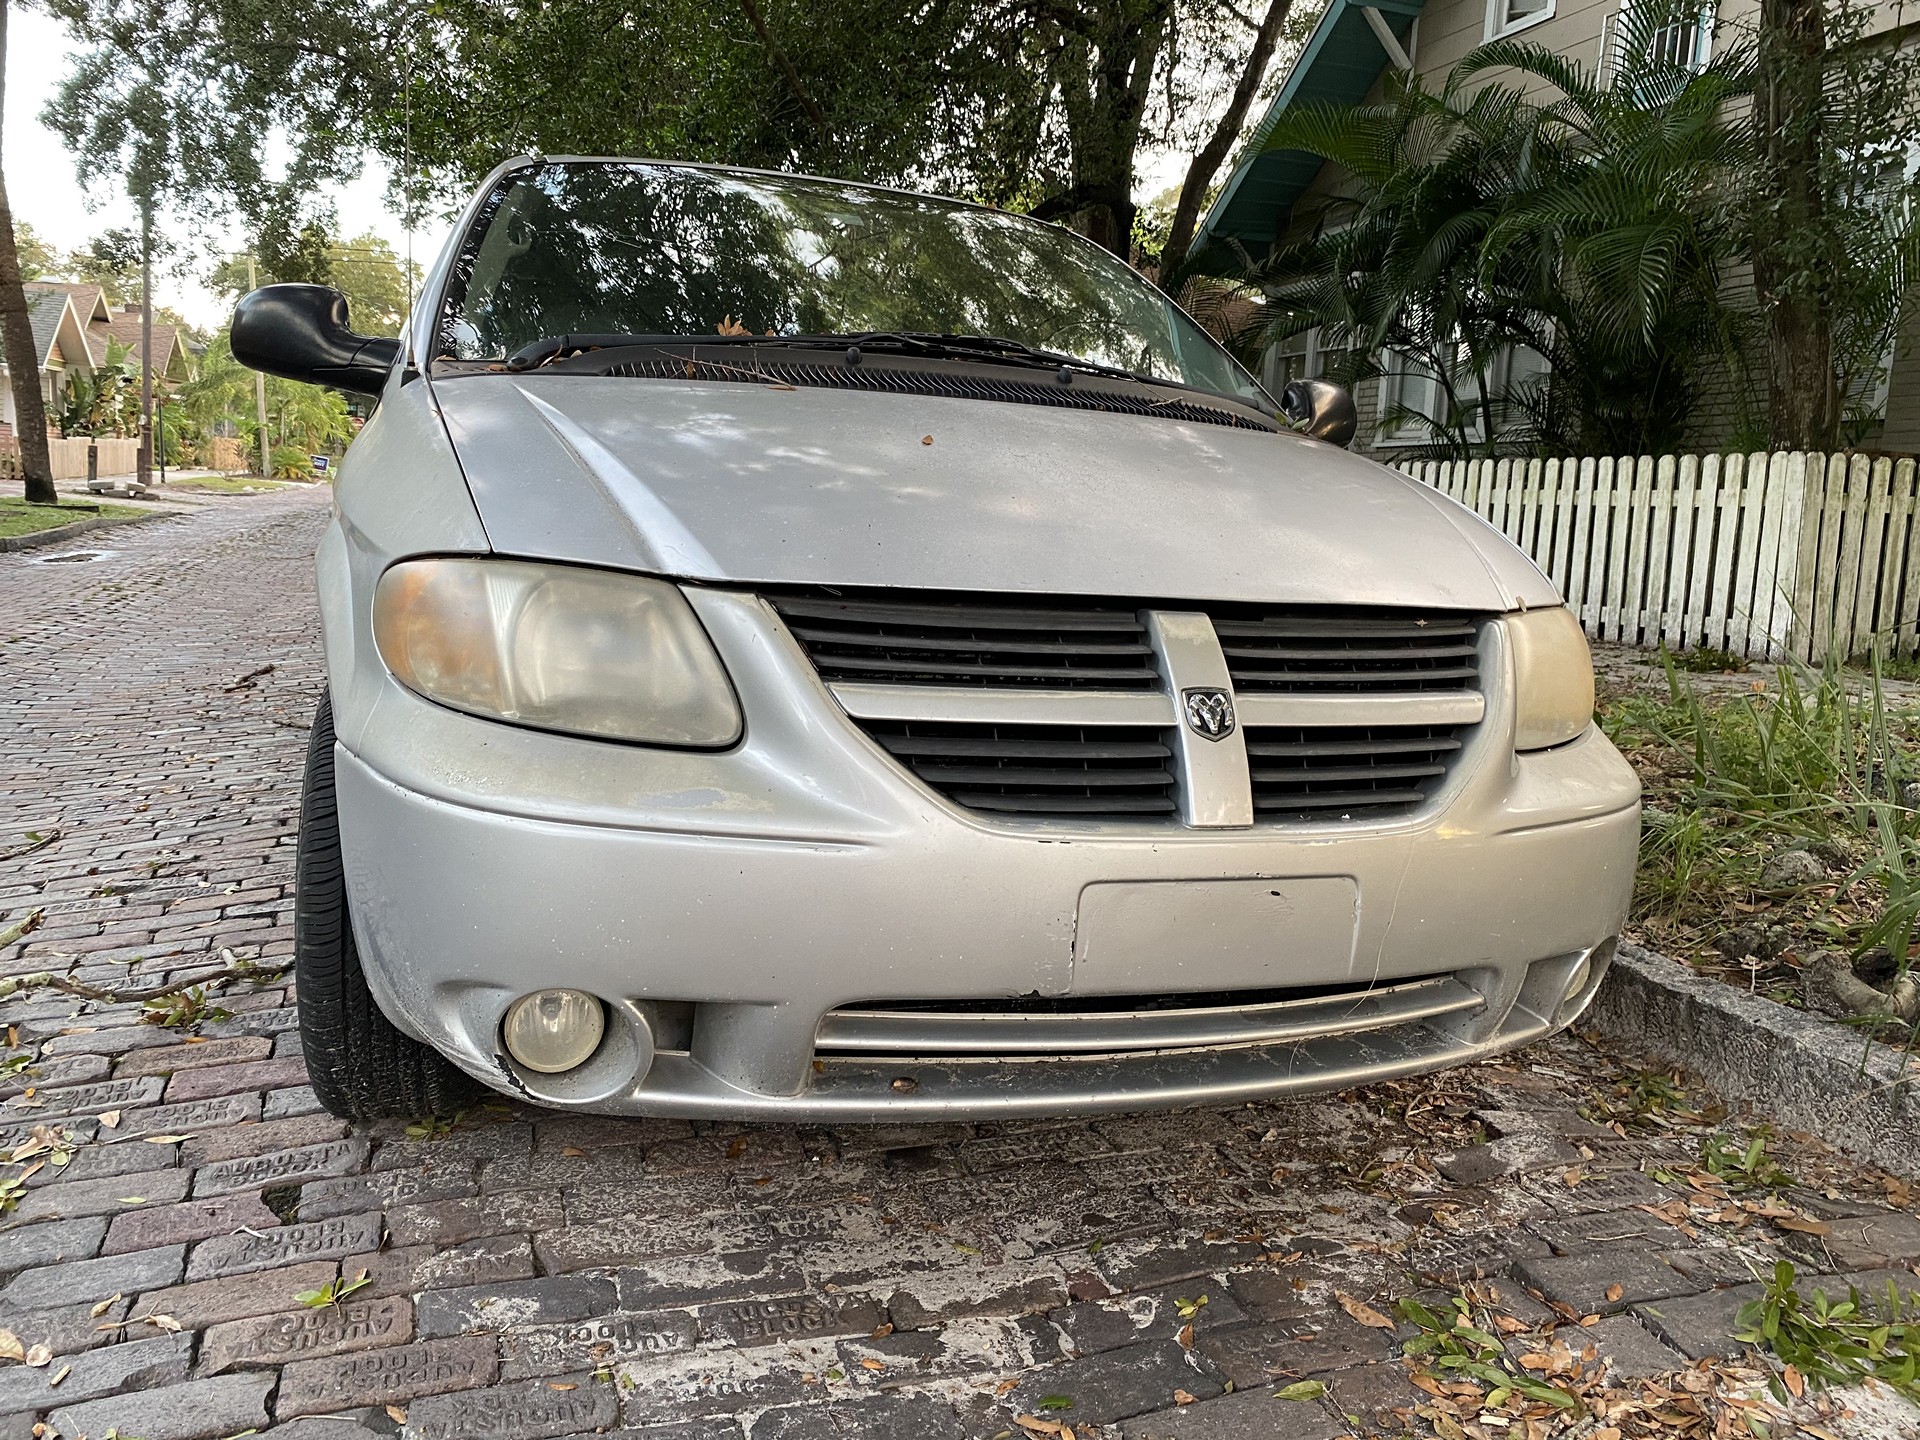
left=431, top=374, right=1556, bottom=611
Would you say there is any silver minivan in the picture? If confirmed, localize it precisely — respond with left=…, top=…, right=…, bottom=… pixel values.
left=233, top=157, right=1640, bottom=1122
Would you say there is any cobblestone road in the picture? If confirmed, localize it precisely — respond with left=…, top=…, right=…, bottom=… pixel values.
left=4, top=492, right=1919, bottom=1440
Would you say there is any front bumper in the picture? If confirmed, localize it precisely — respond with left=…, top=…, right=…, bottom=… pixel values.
left=332, top=588, right=1640, bottom=1121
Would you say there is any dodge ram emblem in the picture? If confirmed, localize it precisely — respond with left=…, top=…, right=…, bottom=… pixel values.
left=1182, top=688, right=1236, bottom=740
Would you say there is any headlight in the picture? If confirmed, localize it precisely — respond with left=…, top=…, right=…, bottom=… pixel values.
left=372, top=558, right=742, bottom=746
left=1507, top=606, right=1594, bottom=751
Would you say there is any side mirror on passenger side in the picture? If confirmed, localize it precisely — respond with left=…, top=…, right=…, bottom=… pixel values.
left=1279, top=379, right=1357, bottom=448
left=230, top=284, right=402, bottom=397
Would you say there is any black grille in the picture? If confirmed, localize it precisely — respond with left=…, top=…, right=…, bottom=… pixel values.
left=602, top=356, right=1273, bottom=431
left=864, top=721, right=1177, bottom=818
left=772, top=596, right=1160, bottom=690
left=1245, top=724, right=1462, bottom=818
left=1209, top=607, right=1480, bottom=693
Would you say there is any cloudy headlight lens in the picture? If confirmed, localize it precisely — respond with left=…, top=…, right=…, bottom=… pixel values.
left=373, top=558, right=741, bottom=746
left=1508, top=606, right=1594, bottom=751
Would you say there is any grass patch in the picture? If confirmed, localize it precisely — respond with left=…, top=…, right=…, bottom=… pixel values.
left=1600, top=650, right=1920, bottom=1044
left=0, top=497, right=145, bottom=539
left=165, top=475, right=292, bottom=495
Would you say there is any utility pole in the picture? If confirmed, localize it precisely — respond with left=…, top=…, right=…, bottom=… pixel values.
left=247, top=254, right=269, bottom=477
left=138, top=196, right=154, bottom=491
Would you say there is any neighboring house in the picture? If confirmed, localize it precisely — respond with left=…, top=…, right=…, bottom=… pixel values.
left=0, top=284, right=98, bottom=437
left=1192, top=0, right=1920, bottom=456
left=0, top=282, right=192, bottom=441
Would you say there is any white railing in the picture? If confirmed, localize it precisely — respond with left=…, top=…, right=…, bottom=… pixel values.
left=1399, top=452, right=1920, bottom=662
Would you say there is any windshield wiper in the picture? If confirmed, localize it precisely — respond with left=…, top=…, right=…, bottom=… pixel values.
left=812, top=332, right=1152, bottom=385
left=494, top=330, right=1155, bottom=385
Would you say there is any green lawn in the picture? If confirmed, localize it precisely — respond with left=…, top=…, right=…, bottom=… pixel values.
left=0, top=498, right=147, bottom=540
left=166, top=476, right=293, bottom=495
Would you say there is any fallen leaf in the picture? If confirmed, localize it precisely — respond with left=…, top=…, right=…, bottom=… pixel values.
left=726, top=1137, right=749, bottom=1159
left=870, top=1323, right=894, bottom=1339
left=921, top=435, right=934, bottom=446
left=1518, top=1353, right=1552, bottom=1370
left=1275, top=1380, right=1326, bottom=1401
left=142, top=1134, right=193, bottom=1145
left=24, top=1345, right=51, bottom=1368
left=97, top=1110, right=120, bottom=1129
left=89, top=1294, right=121, bottom=1319
left=0, top=1330, right=21, bottom=1363
left=859, top=1357, right=886, bottom=1371
left=142, top=1314, right=182, bottom=1333
left=547, top=1382, right=577, bottom=1391
left=386, top=1406, right=407, bottom=1423
left=47, top=1364, right=70, bottom=1388
left=1176, top=1322, right=1194, bottom=1349
left=1172, top=1390, right=1196, bottom=1405
left=1335, top=1291, right=1395, bottom=1330
left=1604, top=1284, right=1624, bottom=1303
left=560, top=1146, right=588, bottom=1158
left=118, top=1196, right=146, bottom=1205
left=1783, top=1365, right=1804, bottom=1398
left=1775, top=1215, right=1831, bottom=1236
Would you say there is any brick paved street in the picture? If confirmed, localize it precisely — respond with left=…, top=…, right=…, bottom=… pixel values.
left=4, top=493, right=1919, bottom=1439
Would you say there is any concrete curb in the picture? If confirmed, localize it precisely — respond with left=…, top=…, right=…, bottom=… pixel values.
left=1589, top=941, right=1919, bottom=1179
left=0, top=510, right=183, bottom=553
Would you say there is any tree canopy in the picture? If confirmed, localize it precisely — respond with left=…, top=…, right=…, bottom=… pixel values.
left=42, top=0, right=1300, bottom=262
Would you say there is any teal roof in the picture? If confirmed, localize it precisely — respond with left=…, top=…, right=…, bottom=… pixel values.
left=1193, top=0, right=1428, bottom=263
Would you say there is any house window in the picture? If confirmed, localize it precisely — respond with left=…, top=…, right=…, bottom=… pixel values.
left=1376, top=348, right=1446, bottom=446
left=1487, top=0, right=1554, bottom=41
left=1265, top=327, right=1322, bottom=391
left=1600, top=0, right=1713, bottom=88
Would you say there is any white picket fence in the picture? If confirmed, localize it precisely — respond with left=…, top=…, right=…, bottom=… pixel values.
left=1398, top=452, right=1920, bottom=662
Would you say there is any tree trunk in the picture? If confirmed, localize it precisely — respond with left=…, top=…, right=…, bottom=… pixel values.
left=1751, top=0, right=1839, bottom=450
left=1050, top=0, right=1176, bottom=259
left=0, top=0, right=58, bottom=504
left=1159, top=0, right=1294, bottom=282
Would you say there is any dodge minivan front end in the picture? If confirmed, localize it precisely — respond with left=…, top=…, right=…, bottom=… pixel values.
left=236, top=157, right=1639, bottom=1121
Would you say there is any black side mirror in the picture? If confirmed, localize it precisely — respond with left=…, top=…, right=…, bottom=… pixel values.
left=1279, top=379, right=1357, bottom=448
left=230, top=284, right=402, bottom=396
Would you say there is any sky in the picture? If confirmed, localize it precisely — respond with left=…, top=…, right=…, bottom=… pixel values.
left=9, top=10, right=1215, bottom=332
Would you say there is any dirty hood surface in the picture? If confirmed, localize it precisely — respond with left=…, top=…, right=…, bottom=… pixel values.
left=433, top=374, right=1554, bottom=610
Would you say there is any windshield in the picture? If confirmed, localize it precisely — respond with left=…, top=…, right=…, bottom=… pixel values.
left=438, top=162, right=1267, bottom=406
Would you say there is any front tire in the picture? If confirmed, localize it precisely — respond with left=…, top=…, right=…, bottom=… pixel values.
left=295, top=689, right=483, bottom=1120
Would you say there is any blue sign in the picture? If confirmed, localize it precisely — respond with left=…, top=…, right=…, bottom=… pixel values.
left=311, top=455, right=331, bottom=473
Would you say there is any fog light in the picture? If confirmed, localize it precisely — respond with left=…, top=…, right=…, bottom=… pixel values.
left=503, top=990, right=605, bottom=1073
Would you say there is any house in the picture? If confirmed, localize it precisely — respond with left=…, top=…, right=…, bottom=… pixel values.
left=1192, top=0, right=1920, bottom=455
left=1, top=281, right=192, bottom=440
left=0, top=284, right=97, bottom=436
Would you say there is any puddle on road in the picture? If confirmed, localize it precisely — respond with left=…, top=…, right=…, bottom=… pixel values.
left=30, top=549, right=119, bottom=564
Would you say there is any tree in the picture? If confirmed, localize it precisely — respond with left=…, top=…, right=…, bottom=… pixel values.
left=1748, top=0, right=1919, bottom=450
left=211, top=225, right=417, bottom=334
left=64, top=227, right=144, bottom=305
left=46, top=0, right=1304, bottom=262
left=15, top=218, right=56, bottom=280
left=0, top=0, right=56, bottom=504
left=1159, top=0, right=1295, bottom=278
left=1239, top=1, right=1752, bottom=457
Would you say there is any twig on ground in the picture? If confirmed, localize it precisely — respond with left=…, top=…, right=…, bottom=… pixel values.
left=0, top=832, right=59, bottom=863
left=0, top=959, right=291, bottom=1005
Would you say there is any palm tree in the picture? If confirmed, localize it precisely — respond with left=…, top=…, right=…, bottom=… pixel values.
left=0, top=0, right=57, bottom=503
left=1232, top=0, right=1754, bottom=457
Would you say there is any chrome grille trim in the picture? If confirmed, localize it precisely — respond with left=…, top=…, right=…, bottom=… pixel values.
left=816, top=975, right=1484, bottom=1057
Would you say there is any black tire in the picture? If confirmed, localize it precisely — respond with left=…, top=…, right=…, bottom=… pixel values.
left=296, top=689, right=484, bottom=1120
